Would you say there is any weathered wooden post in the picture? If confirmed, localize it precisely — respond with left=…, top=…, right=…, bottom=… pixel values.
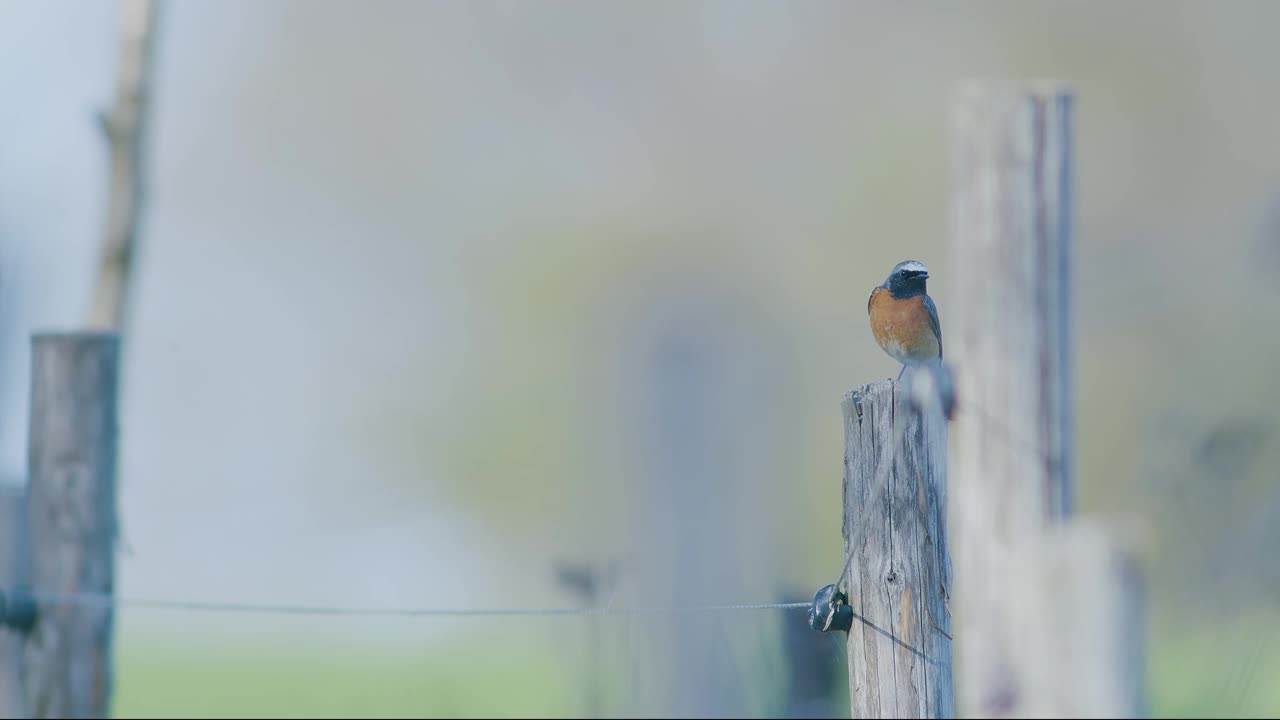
left=840, top=376, right=953, bottom=718
left=946, top=82, right=1145, bottom=717
left=23, top=333, right=121, bottom=719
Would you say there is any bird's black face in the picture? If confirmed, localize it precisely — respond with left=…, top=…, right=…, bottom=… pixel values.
left=885, top=260, right=929, bottom=298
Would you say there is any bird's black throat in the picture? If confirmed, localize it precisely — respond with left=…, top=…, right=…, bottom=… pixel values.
left=885, top=278, right=927, bottom=299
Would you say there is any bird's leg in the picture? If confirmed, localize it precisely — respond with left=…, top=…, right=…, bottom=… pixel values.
left=897, top=364, right=906, bottom=381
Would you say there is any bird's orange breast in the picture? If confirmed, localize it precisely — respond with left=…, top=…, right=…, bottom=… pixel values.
left=867, top=287, right=940, bottom=364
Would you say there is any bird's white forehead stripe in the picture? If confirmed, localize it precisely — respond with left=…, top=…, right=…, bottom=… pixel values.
left=898, top=261, right=928, bottom=274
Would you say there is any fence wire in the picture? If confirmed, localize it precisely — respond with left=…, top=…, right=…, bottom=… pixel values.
left=15, top=589, right=808, bottom=618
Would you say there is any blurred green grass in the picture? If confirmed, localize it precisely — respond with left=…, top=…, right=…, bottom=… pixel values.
left=109, top=607, right=837, bottom=718
left=1149, top=608, right=1280, bottom=719
left=113, top=633, right=578, bottom=718
left=109, top=606, right=1280, bottom=718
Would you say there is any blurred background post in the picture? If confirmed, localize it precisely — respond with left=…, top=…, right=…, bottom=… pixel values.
left=947, top=83, right=1145, bottom=718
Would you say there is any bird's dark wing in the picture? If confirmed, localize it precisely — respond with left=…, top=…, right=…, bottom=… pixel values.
left=924, top=294, right=943, bottom=359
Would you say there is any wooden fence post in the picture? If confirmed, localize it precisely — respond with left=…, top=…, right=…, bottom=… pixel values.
left=946, top=82, right=1145, bottom=717
left=841, top=377, right=952, bottom=718
left=23, top=333, right=121, bottom=719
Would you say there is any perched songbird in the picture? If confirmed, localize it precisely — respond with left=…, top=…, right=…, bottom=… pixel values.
left=867, top=260, right=943, bottom=380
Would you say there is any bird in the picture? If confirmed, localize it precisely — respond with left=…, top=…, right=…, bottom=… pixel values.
left=867, top=259, right=942, bottom=381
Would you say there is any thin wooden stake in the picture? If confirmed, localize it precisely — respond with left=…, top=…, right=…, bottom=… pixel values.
left=89, top=0, right=160, bottom=330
